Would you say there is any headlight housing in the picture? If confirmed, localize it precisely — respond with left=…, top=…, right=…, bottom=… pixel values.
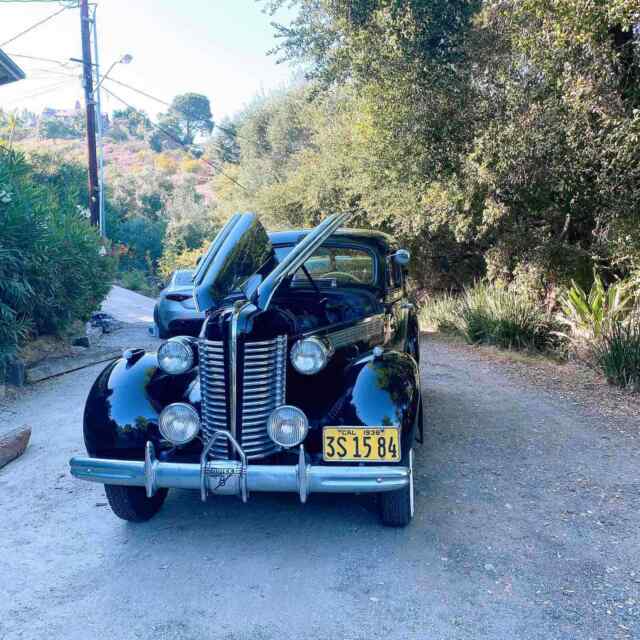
left=290, top=336, right=331, bottom=375
left=267, top=405, right=309, bottom=448
left=158, top=337, right=195, bottom=375
left=158, top=402, right=200, bottom=445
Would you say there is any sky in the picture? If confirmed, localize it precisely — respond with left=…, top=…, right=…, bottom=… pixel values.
left=0, top=0, right=298, bottom=122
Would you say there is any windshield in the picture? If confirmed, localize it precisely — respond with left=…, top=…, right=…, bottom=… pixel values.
left=274, top=245, right=375, bottom=286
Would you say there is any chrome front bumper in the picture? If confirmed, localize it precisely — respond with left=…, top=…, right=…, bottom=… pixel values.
left=69, top=432, right=410, bottom=504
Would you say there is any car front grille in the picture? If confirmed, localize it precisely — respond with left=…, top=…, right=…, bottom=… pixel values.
left=198, top=339, right=229, bottom=459
left=199, top=335, right=287, bottom=460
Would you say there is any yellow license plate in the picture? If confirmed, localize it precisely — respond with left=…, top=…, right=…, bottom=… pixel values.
left=322, top=427, right=400, bottom=462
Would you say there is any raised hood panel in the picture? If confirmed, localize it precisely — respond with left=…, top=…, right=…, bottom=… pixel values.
left=193, top=213, right=274, bottom=312
left=193, top=211, right=351, bottom=313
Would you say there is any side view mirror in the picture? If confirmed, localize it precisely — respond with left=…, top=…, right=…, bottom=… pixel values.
left=392, top=249, right=410, bottom=266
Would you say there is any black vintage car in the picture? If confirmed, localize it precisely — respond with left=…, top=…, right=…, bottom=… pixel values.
left=70, top=212, right=423, bottom=526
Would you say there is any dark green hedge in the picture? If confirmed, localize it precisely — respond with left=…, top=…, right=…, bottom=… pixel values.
left=0, top=147, right=114, bottom=379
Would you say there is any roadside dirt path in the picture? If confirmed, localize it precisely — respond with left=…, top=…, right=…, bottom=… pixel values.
left=0, top=333, right=638, bottom=639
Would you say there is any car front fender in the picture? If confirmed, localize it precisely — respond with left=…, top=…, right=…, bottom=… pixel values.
left=83, top=352, right=197, bottom=458
left=325, top=351, right=421, bottom=455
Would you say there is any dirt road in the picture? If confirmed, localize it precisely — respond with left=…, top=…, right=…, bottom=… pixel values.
left=1, top=330, right=638, bottom=639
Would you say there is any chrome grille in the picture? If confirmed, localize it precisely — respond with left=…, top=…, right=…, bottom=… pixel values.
left=198, top=339, right=229, bottom=459
left=198, top=335, right=287, bottom=460
left=240, top=336, right=287, bottom=459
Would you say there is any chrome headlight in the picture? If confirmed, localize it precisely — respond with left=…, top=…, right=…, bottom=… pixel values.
left=158, top=337, right=194, bottom=375
left=158, top=402, right=200, bottom=445
left=267, top=405, right=309, bottom=448
left=290, top=336, right=331, bottom=375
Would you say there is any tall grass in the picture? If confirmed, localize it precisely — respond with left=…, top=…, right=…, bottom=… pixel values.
left=420, top=283, right=555, bottom=351
left=594, top=323, right=640, bottom=391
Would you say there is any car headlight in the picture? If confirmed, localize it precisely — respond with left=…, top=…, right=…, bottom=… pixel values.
left=158, top=402, right=200, bottom=445
left=158, top=337, right=194, bottom=375
left=290, top=336, right=331, bottom=375
left=267, top=405, right=309, bottom=448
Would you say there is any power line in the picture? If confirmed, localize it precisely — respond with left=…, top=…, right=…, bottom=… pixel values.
left=2, top=52, right=75, bottom=67
left=100, top=85, right=248, bottom=192
left=1, top=78, right=75, bottom=107
left=0, top=4, right=70, bottom=47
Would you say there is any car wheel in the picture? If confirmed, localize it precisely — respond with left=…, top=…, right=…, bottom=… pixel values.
left=104, top=485, right=168, bottom=522
left=379, top=448, right=415, bottom=527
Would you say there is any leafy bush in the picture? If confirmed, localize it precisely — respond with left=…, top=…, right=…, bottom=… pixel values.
left=557, top=273, right=634, bottom=348
left=158, top=243, right=207, bottom=280
left=119, top=269, right=153, bottom=295
left=0, top=147, right=113, bottom=378
left=594, top=323, right=640, bottom=391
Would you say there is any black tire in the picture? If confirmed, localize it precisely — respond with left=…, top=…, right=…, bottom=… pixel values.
left=104, top=485, right=168, bottom=522
left=379, top=449, right=415, bottom=527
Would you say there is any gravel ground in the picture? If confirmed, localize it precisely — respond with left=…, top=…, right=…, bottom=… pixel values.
left=0, top=330, right=638, bottom=640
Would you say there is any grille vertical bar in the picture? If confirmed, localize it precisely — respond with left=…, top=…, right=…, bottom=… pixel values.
left=198, top=339, right=229, bottom=459
left=240, top=336, right=287, bottom=459
left=199, top=335, right=287, bottom=461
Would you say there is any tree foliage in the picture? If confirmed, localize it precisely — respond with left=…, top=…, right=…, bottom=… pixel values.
left=215, top=0, right=640, bottom=293
left=0, top=148, right=113, bottom=378
left=149, top=93, right=214, bottom=151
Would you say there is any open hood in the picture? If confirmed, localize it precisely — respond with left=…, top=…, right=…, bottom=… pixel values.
left=193, top=211, right=351, bottom=312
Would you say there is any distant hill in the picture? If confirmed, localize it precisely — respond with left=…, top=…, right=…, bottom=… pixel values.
left=15, top=136, right=216, bottom=204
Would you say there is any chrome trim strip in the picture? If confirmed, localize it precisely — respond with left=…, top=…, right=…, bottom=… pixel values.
left=325, top=314, right=385, bottom=350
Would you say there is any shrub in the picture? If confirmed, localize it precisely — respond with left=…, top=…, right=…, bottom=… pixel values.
left=154, top=153, right=178, bottom=175
left=419, top=283, right=556, bottom=351
left=120, top=269, right=151, bottom=294
left=158, top=244, right=207, bottom=280
left=0, top=147, right=113, bottom=379
left=594, top=323, right=640, bottom=391
left=557, top=272, right=634, bottom=349
left=181, top=158, right=202, bottom=174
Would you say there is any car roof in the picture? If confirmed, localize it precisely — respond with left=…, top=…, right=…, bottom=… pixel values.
left=268, top=228, right=396, bottom=254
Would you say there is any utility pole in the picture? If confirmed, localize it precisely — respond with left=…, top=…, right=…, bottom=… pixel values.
left=91, top=5, right=105, bottom=237
left=80, top=0, right=99, bottom=228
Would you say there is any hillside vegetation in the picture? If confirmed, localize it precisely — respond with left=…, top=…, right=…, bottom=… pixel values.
left=208, top=0, right=639, bottom=388
left=1, top=1, right=638, bottom=390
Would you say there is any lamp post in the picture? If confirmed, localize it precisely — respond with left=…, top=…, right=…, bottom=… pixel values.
left=92, top=42, right=132, bottom=237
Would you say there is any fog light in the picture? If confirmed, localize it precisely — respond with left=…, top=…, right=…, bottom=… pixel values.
left=159, top=403, right=200, bottom=445
left=267, top=405, right=309, bottom=448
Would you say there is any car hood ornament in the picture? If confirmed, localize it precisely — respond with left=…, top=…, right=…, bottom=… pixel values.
left=193, top=211, right=351, bottom=312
